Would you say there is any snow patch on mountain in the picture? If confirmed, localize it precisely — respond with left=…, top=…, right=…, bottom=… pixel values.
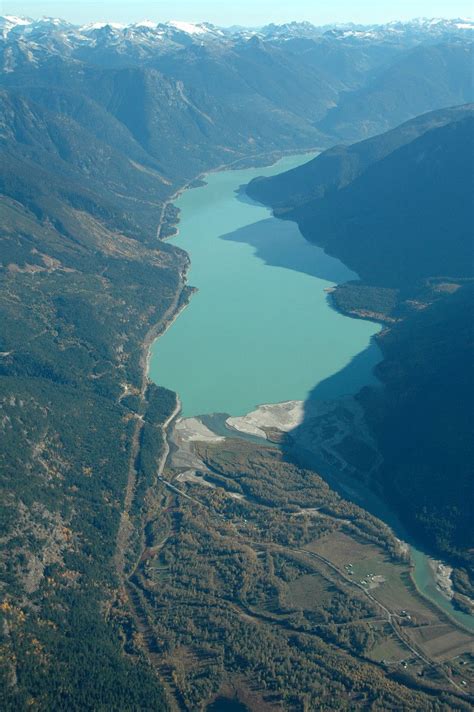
left=0, top=15, right=33, bottom=34
left=168, top=21, right=207, bottom=35
left=0, top=15, right=471, bottom=48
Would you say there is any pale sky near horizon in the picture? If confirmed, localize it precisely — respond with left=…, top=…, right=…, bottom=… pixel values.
left=1, top=0, right=472, bottom=26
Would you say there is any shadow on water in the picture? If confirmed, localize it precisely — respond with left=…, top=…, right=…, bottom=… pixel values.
left=220, top=189, right=390, bottom=519
left=304, top=340, right=381, bottom=405
left=276, top=329, right=407, bottom=532
left=220, top=189, right=389, bottom=520
left=221, top=216, right=356, bottom=284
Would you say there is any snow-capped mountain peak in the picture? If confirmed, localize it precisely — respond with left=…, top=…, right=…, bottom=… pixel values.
left=0, top=15, right=33, bottom=34
left=0, top=15, right=471, bottom=58
left=168, top=21, right=206, bottom=35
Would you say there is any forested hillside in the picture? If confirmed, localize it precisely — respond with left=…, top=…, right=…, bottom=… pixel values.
left=246, top=104, right=472, bottom=211
left=361, top=282, right=474, bottom=563
left=319, top=42, right=474, bottom=140
left=293, top=114, right=473, bottom=285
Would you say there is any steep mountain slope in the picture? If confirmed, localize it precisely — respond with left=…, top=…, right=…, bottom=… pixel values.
left=150, top=34, right=369, bottom=124
left=247, top=104, right=472, bottom=209
left=0, top=88, right=176, bottom=242
left=298, top=115, right=473, bottom=286
left=0, top=102, right=187, bottom=708
left=247, top=107, right=474, bottom=574
left=1, top=56, right=325, bottom=182
left=320, top=42, right=474, bottom=140
left=248, top=105, right=474, bottom=285
left=361, top=281, right=474, bottom=561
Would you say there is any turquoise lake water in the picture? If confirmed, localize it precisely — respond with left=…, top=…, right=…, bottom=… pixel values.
left=149, top=154, right=381, bottom=417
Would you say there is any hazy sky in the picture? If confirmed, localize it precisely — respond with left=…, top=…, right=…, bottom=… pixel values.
left=2, top=0, right=472, bottom=26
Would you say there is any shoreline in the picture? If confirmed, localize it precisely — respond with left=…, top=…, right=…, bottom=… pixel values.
left=429, top=559, right=454, bottom=599
left=142, top=281, right=196, bottom=383
left=156, top=145, right=321, bottom=242
left=145, top=144, right=321, bottom=405
left=408, top=558, right=474, bottom=635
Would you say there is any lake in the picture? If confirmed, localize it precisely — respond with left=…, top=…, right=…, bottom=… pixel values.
left=149, top=154, right=381, bottom=417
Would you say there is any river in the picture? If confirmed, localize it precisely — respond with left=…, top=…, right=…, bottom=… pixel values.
left=149, top=153, right=473, bottom=633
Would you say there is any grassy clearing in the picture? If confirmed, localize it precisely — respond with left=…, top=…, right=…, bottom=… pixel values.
left=305, top=530, right=381, bottom=568
left=368, top=629, right=408, bottom=663
left=409, top=625, right=474, bottom=661
left=309, top=531, right=434, bottom=619
left=283, top=573, right=336, bottom=611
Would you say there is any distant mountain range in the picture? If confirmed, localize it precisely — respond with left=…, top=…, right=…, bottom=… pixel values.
left=1, top=15, right=473, bottom=40
left=1, top=15, right=472, bottom=154
left=1, top=15, right=472, bottom=67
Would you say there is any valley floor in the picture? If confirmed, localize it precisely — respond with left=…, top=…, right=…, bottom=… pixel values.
left=122, top=403, right=473, bottom=710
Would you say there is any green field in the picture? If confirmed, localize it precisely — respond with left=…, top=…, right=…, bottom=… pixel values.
left=307, top=530, right=474, bottom=666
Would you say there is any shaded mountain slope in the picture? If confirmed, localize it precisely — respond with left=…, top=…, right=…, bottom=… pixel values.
left=247, top=108, right=474, bottom=574
left=248, top=106, right=474, bottom=286
left=362, top=281, right=474, bottom=563
left=295, top=114, right=474, bottom=286
left=247, top=104, right=473, bottom=210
